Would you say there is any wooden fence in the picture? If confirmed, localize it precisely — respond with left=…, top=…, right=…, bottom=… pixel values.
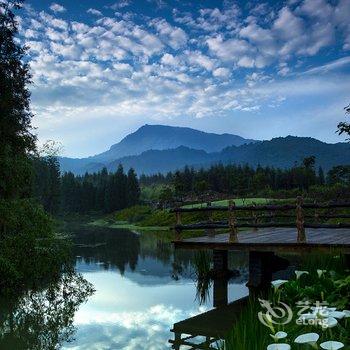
left=171, top=197, right=350, bottom=242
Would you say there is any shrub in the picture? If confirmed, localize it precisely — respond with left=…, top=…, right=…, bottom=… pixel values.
left=0, top=199, right=71, bottom=294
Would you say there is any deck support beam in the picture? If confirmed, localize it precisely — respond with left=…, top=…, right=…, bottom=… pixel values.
left=212, top=250, right=229, bottom=308
left=213, top=278, right=228, bottom=308
left=247, top=251, right=290, bottom=292
left=213, top=250, right=228, bottom=272
left=247, top=251, right=274, bottom=291
left=345, top=254, right=350, bottom=269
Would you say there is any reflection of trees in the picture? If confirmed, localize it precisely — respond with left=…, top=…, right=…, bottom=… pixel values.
left=73, top=226, right=140, bottom=274
left=72, top=225, right=247, bottom=280
left=0, top=272, right=94, bottom=350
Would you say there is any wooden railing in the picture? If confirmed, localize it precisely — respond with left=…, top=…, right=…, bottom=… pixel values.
left=171, top=197, right=350, bottom=243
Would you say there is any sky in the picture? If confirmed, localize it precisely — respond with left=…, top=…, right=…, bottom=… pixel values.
left=16, top=0, right=350, bottom=157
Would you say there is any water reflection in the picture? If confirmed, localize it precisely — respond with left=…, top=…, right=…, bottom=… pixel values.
left=0, top=272, right=94, bottom=350
left=65, top=225, right=248, bottom=349
left=0, top=224, right=249, bottom=350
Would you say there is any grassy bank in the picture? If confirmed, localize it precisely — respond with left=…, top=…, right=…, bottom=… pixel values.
left=182, top=197, right=278, bottom=208
left=90, top=197, right=280, bottom=231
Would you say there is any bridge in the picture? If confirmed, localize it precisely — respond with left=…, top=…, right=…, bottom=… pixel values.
left=171, top=198, right=350, bottom=289
left=169, top=198, right=350, bottom=349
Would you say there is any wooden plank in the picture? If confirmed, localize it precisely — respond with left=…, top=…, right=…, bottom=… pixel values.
left=173, top=228, right=350, bottom=253
left=172, top=297, right=248, bottom=338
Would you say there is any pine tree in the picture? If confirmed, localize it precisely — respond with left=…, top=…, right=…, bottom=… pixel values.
left=0, top=0, right=36, bottom=199
left=126, top=168, right=140, bottom=206
left=318, top=167, right=325, bottom=186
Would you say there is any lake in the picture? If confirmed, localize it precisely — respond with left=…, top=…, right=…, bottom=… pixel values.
left=0, top=224, right=249, bottom=349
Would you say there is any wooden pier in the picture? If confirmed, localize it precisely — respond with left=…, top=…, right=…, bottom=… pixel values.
left=171, top=198, right=350, bottom=252
left=169, top=198, right=350, bottom=349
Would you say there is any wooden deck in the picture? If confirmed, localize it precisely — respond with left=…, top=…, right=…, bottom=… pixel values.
left=174, top=227, right=350, bottom=252
left=170, top=297, right=248, bottom=349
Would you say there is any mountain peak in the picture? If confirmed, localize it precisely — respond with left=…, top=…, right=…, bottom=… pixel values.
left=95, top=124, right=256, bottom=161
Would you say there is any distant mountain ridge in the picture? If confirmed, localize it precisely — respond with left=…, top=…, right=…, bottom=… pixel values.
left=59, top=125, right=350, bottom=175
left=89, top=124, right=256, bottom=161
left=59, top=124, right=256, bottom=173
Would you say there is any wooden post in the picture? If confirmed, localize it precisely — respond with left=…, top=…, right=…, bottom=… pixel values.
left=174, top=208, right=182, bottom=241
left=228, top=200, right=238, bottom=242
left=206, top=202, right=215, bottom=236
left=213, top=276, right=228, bottom=308
left=252, top=203, right=258, bottom=231
left=296, top=196, right=306, bottom=243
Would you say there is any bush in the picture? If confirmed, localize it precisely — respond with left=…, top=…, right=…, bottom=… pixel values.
left=0, top=199, right=71, bottom=294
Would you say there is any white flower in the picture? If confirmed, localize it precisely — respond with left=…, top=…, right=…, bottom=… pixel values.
left=271, top=279, right=288, bottom=291
left=317, top=269, right=327, bottom=278
left=267, top=344, right=291, bottom=350
left=328, top=311, right=345, bottom=319
left=320, top=341, right=344, bottom=349
left=342, top=310, right=350, bottom=318
left=294, top=333, right=319, bottom=345
left=322, top=317, right=338, bottom=329
left=270, top=331, right=288, bottom=341
left=295, top=270, right=309, bottom=279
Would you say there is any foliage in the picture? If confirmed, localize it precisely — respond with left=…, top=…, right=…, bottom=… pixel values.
left=139, top=160, right=344, bottom=199
left=223, top=257, right=350, bottom=350
left=0, top=0, right=36, bottom=200
left=32, top=156, right=61, bottom=214
left=337, top=103, right=350, bottom=139
left=0, top=1, right=71, bottom=296
left=0, top=271, right=94, bottom=350
left=193, top=251, right=212, bottom=304
left=60, top=165, right=140, bottom=214
left=0, top=199, right=71, bottom=293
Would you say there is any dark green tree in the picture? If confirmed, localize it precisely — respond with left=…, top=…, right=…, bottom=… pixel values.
left=337, top=103, right=350, bottom=138
left=0, top=0, right=36, bottom=199
left=126, top=168, right=140, bottom=206
left=318, top=167, right=325, bottom=186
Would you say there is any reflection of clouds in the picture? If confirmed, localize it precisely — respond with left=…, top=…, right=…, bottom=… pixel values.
left=63, top=261, right=248, bottom=349
left=63, top=304, right=207, bottom=350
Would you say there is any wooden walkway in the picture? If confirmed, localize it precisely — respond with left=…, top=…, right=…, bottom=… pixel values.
left=170, top=297, right=248, bottom=349
left=174, top=227, right=350, bottom=252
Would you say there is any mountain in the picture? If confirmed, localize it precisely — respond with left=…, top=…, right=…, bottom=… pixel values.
left=219, top=136, right=350, bottom=170
left=75, top=136, right=350, bottom=175
left=89, top=124, right=256, bottom=162
left=59, top=124, right=256, bottom=173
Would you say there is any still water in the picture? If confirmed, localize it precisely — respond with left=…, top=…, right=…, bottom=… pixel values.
left=0, top=224, right=249, bottom=350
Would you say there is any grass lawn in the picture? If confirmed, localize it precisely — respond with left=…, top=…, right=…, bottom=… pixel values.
left=89, top=218, right=168, bottom=231
left=182, top=197, right=276, bottom=209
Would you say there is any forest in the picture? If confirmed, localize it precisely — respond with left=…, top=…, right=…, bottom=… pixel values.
left=32, top=157, right=140, bottom=215
left=31, top=153, right=350, bottom=218
left=140, top=158, right=350, bottom=200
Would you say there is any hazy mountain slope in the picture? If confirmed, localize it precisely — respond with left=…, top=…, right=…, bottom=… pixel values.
left=219, top=136, right=350, bottom=170
left=59, top=127, right=350, bottom=175
left=103, top=146, right=214, bottom=174
left=96, top=136, right=349, bottom=175
left=88, top=124, right=256, bottom=162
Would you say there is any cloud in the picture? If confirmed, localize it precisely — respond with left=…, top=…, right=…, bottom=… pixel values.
left=87, top=8, right=103, bottom=16
left=49, top=3, right=66, bottom=13
left=110, top=1, right=130, bottom=10
left=302, top=56, right=350, bottom=75
left=151, top=19, right=187, bottom=49
left=17, top=0, right=350, bottom=156
left=213, top=67, right=230, bottom=78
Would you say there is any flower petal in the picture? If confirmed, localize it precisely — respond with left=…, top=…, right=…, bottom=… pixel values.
left=267, top=344, right=291, bottom=350
left=294, top=333, right=319, bottom=344
left=320, top=341, right=344, bottom=350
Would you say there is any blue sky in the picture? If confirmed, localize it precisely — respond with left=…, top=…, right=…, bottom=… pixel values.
left=17, top=0, right=350, bottom=157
